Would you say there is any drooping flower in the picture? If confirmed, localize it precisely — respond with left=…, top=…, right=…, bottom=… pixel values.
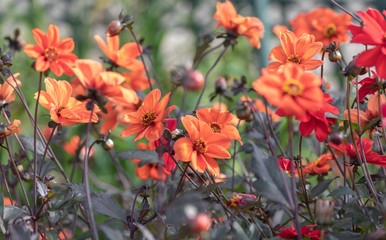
left=253, top=62, right=324, bottom=120
left=268, top=30, right=323, bottom=71
left=298, top=93, right=339, bottom=142
left=174, top=115, right=231, bottom=176
left=213, top=0, right=264, bottom=48
left=120, top=89, right=176, bottom=142
left=348, top=8, right=386, bottom=79
left=277, top=224, right=325, bottom=240
left=24, top=24, right=77, bottom=76
left=0, top=73, right=21, bottom=107
left=327, top=138, right=386, bottom=167
left=72, top=59, right=126, bottom=99
left=36, top=78, right=98, bottom=126
left=131, top=142, right=171, bottom=181
left=196, top=107, right=242, bottom=145
left=302, top=154, right=333, bottom=175
left=290, top=7, right=352, bottom=47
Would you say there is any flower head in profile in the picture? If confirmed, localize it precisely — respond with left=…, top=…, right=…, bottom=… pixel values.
left=268, top=30, right=323, bottom=71
left=253, top=62, right=324, bottom=120
left=36, top=78, right=98, bottom=126
left=298, top=93, right=339, bottom=142
left=290, top=7, right=352, bottom=47
left=354, top=71, right=379, bottom=102
left=196, top=107, right=242, bottom=145
left=303, top=154, right=333, bottom=175
left=213, top=0, right=264, bottom=48
left=0, top=120, right=22, bottom=140
left=348, top=8, right=386, bottom=79
left=0, top=73, right=21, bottom=107
left=227, top=193, right=258, bottom=210
left=120, top=89, right=176, bottom=142
left=24, top=24, right=77, bottom=76
left=174, top=116, right=231, bottom=176
left=131, top=142, right=171, bottom=181
left=328, top=138, right=386, bottom=167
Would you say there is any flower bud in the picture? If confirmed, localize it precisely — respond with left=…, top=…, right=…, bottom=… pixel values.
left=329, top=132, right=343, bottom=145
left=102, top=138, right=114, bottom=151
left=184, top=69, right=204, bottom=91
left=215, top=77, right=227, bottom=94
left=191, top=213, right=211, bottom=233
left=344, top=55, right=365, bottom=80
left=105, top=20, right=123, bottom=37
left=328, top=50, right=342, bottom=62
left=236, top=102, right=252, bottom=121
left=315, top=199, right=334, bottom=225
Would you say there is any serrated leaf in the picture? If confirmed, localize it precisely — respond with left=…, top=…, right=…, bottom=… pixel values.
left=250, top=142, right=290, bottom=208
left=91, top=192, right=126, bottom=222
left=117, top=150, right=159, bottom=167
left=310, top=177, right=338, bottom=197
left=329, top=186, right=355, bottom=197
left=19, top=135, right=46, bottom=155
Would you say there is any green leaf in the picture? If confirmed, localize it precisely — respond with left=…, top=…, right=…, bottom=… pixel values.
left=19, top=135, right=45, bottom=155
left=310, top=177, right=338, bottom=197
left=250, top=142, right=290, bottom=208
left=91, top=192, right=126, bottom=222
left=3, top=206, right=28, bottom=223
left=329, top=186, right=355, bottom=197
left=116, top=149, right=159, bottom=167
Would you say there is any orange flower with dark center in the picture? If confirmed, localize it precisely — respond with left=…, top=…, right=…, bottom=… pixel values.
left=120, top=89, right=176, bottom=142
left=0, top=73, right=21, bottom=106
left=24, top=24, right=78, bottom=76
left=213, top=0, right=264, bottom=48
left=253, top=62, right=324, bottom=120
left=290, top=7, right=352, bottom=47
left=303, top=154, right=333, bottom=175
left=268, top=30, right=323, bottom=71
left=196, top=107, right=242, bottom=144
left=174, top=116, right=231, bottom=176
left=132, top=142, right=171, bottom=181
left=36, top=78, right=98, bottom=126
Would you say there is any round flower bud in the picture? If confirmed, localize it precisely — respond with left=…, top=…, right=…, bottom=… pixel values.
left=329, top=132, right=343, bottom=145
left=328, top=50, right=342, bottom=62
left=215, top=77, right=227, bottom=93
left=105, top=20, right=123, bottom=37
left=236, top=103, right=252, bottom=121
left=102, top=138, right=114, bottom=151
left=184, top=70, right=204, bottom=91
left=191, top=213, right=211, bottom=233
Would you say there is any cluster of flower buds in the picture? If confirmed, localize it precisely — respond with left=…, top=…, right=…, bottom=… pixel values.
left=105, top=11, right=134, bottom=37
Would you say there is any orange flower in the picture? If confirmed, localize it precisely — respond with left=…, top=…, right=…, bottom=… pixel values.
left=213, top=0, right=264, bottom=48
left=240, top=96, right=280, bottom=122
left=122, top=60, right=153, bottom=91
left=72, top=59, right=125, bottom=98
left=0, top=120, right=22, bottom=139
left=268, top=30, right=323, bottom=71
left=94, top=35, right=142, bottom=69
left=131, top=142, right=171, bottom=181
left=290, top=7, right=352, bottom=47
left=253, top=63, right=324, bottom=120
left=196, top=107, right=242, bottom=145
left=120, top=89, right=176, bottom=142
left=0, top=73, right=21, bottom=106
left=213, top=102, right=242, bottom=126
left=36, top=78, right=98, bottom=126
left=174, top=116, right=231, bottom=176
left=303, top=154, right=333, bottom=175
left=24, top=24, right=77, bottom=76
left=64, top=135, right=95, bottom=158
left=4, top=197, right=12, bottom=206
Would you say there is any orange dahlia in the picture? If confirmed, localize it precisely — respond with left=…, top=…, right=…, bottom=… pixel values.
left=120, top=89, right=176, bottom=142
left=174, top=115, right=231, bottom=176
left=268, top=30, right=323, bottom=71
left=0, top=73, right=21, bottom=106
left=24, top=24, right=77, bottom=76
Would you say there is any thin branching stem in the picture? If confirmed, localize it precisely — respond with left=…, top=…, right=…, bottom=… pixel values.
left=38, top=124, right=57, bottom=176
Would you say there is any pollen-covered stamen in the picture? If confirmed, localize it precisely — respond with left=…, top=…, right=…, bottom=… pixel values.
left=287, top=55, right=301, bottom=64
left=282, top=79, right=304, bottom=97
left=210, top=122, right=222, bottom=133
left=44, top=46, right=59, bottom=62
left=142, top=111, right=157, bottom=126
left=57, top=106, right=67, bottom=117
left=324, top=23, right=337, bottom=38
left=193, top=137, right=208, bottom=154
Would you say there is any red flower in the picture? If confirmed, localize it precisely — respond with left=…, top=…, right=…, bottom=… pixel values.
left=278, top=157, right=295, bottom=177
left=298, top=93, right=339, bottom=142
left=154, top=118, right=177, bottom=171
left=327, top=138, right=386, bottom=167
left=348, top=9, right=386, bottom=79
left=354, top=71, right=379, bottom=101
left=277, top=224, right=325, bottom=240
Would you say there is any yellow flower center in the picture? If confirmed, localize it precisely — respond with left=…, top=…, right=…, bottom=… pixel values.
left=193, top=137, right=208, bottom=154
left=324, top=23, right=337, bottom=38
left=282, top=79, right=304, bottom=97
left=142, top=111, right=157, bottom=126
left=44, top=46, right=59, bottom=62
left=210, top=122, right=222, bottom=133
left=287, top=55, right=301, bottom=64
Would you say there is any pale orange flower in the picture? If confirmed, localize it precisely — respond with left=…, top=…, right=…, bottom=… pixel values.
left=72, top=59, right=125, bottom=98
left=24, top=24, right=77, bottom=76
left=120, top=89, right=176, bottom=142
left=131, top=142, right=171, bottom=181
left=196, top=107, right=242, bottom=145
left=174, top=115, right=231, bottom=176
left=268, top=30, right=323, bottom=71
left=253, top=62, right=324, bottom=120
left=213, top=0, right=264, bottom=48
left=64, top=135, right=95, bottom=158
left=36, top=78, right=98, bottom=126
left=0, top=73, right=21, bottom=106
left=0, top=120, right=22, bottom=139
